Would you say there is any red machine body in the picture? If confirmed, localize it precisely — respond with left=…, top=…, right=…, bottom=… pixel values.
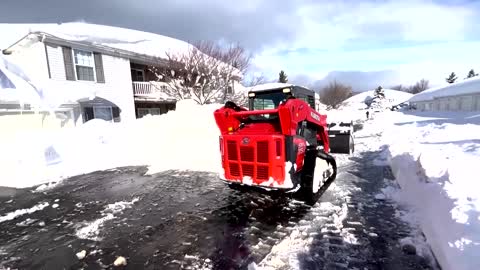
left=214, top=98, right=331, bottom=189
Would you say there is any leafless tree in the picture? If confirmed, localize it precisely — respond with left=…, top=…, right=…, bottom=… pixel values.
left=390, top=84, right=407, bottom=92
left=408, top=79, right=429, bottom=94
left=319, top=80, right=353, bottom=109
left=243, top=73, right=267, bottom=87
left=148, top=40, right=251, bottom=105
left=390, top=79, right=429, bottom=94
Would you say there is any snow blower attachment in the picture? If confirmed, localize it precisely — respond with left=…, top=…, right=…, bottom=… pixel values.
left=214, top=84, right=353, bottom=202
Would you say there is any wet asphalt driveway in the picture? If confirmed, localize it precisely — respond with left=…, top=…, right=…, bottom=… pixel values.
left=0, top=136, right=439, bottom=270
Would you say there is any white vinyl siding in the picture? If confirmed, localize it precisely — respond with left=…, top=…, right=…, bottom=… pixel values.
left=40, top=43, right=136, bottom=121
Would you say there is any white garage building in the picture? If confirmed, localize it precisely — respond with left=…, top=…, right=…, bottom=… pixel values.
left=409, top=77, right=480, bottom=112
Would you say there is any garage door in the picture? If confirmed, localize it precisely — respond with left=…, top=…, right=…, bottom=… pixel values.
left=460, top=96, right=473, bottom=111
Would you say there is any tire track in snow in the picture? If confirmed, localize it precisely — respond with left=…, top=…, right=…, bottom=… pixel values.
left=253, top=144, right=437, bottom=270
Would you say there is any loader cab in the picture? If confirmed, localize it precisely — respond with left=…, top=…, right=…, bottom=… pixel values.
left=247, top=85, right=316, bottom=111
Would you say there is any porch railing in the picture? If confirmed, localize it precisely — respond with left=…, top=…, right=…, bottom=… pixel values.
left=132, top=81, right=169, bottom=97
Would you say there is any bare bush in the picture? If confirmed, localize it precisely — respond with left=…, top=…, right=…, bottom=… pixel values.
left=148, top=40, right=251, bottom=105
left=390, top=79, right=429, bottom=94
left=409, top=79, right=429, bottom=94
left=319, top=81, right=353, bottom=109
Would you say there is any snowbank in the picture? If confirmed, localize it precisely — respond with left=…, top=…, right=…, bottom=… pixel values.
left=0, top=100, right=223, bottom=189
left=341, top=89, right=413, bottom=111
left=375, top=111, right=480, bottom=270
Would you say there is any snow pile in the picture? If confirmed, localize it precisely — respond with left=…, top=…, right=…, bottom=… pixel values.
left=0, top=55, right=43, bottom=105
left=376, top=111, right=480, bottom=270
left=341, top=89, right=413, bottom=111
left=0, top=99, right=223, bottom=188
left=409, top=76, right=480, bottom=102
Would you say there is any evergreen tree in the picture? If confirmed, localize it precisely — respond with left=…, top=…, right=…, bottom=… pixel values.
left=278, top=70, right=288, bottom=83
left=374, top=86, right=385, bottom=98
left=446, top=72, right=458, bottom=84
left=465, top=69, right=479, bottom=79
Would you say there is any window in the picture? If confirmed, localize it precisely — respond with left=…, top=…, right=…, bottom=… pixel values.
left=73, top=49, right=95, bottom=81
left=83, top=106, right=113, bottom=122
left=131, top=69, right=145, bottom=81
left=226, top=86, right=233, bottom=94
left=138, top=108, right=161, bottom=118
left=253, top=98, right=275, bottom=110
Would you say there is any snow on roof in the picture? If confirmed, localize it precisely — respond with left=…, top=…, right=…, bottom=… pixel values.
left=0, top=55, right=41, bottom=104
left=409, top=76, right=480, bottom=102
left=2, top=22, right=191, bottom=58
left=1, top=22, right=242, bottom=77
left=341, top=89, right=413, bottom=110
left=248, top=82, right=294, bottom=92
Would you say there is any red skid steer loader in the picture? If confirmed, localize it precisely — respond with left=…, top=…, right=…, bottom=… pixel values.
left=214, top=84, right=354, bottom=203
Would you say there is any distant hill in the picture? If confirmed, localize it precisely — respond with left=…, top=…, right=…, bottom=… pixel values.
left=311, top=70, right=404, bottom=92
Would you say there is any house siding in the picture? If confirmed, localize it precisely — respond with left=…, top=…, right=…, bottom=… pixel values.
left=46, top=46, right=136, bottom=122
left=7, top=42, right=136, bottom=122
left=413, top=94, right=480, bottom=112
left=6, top=42, right=50, bottom=82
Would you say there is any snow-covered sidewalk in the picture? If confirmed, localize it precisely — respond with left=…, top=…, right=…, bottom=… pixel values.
left=366, top=110, right=480, bottom=270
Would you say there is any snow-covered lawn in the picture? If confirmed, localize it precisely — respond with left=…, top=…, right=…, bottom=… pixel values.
left=369, top=110, right=480, bottom=270
left=0, top=100, right=223, bottom=189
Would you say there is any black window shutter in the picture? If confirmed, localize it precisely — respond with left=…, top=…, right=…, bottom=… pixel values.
left=44, top=43, right=52, bottom=79
left=62, top=46, right=75, bottom=81
left=94, top=52, right=105, bottom=83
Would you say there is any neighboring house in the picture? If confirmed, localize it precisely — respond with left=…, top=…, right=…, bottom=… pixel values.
left=0, top=22, right=244, bottom=124
left=409, top=77, right=480, bottom=112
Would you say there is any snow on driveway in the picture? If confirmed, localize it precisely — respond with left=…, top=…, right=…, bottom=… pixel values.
left=0, top=132, right=438, bottom=270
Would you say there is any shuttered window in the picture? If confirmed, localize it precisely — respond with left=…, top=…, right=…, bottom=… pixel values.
left=73, top=49, right=95, bottom=81
left=62, top=46, right=105, bottom=83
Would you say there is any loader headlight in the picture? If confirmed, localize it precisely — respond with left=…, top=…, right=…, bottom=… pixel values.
left=248, top=92, right=256, bottom=97
left=282, top=88, right=291, bottom=93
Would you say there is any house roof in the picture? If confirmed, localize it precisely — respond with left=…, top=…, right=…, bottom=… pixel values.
left=1, top=22, right=242, bottom=78
left=409, top=76, right=480, bottom=102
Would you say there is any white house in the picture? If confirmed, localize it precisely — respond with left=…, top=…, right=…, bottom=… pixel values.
left=0, top=22, right=244, bottom=125
left=409, top=77, right=480, bottom=112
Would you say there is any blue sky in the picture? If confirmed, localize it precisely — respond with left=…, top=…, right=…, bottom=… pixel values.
left=251, top=0, right=480, bottom=88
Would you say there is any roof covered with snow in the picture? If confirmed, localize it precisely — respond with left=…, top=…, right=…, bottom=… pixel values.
left=341, top=89, right=413, bottom=110
left=409, top=76, right=480, bottom=102
left=2, top=23, right=192, bottom=58
left=0, top=22, right=242, bottom=77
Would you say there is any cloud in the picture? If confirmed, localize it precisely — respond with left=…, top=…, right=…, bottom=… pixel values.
left=1, top=0, right=479, bottom=89
left=251, top=0, right=480, bottom=89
